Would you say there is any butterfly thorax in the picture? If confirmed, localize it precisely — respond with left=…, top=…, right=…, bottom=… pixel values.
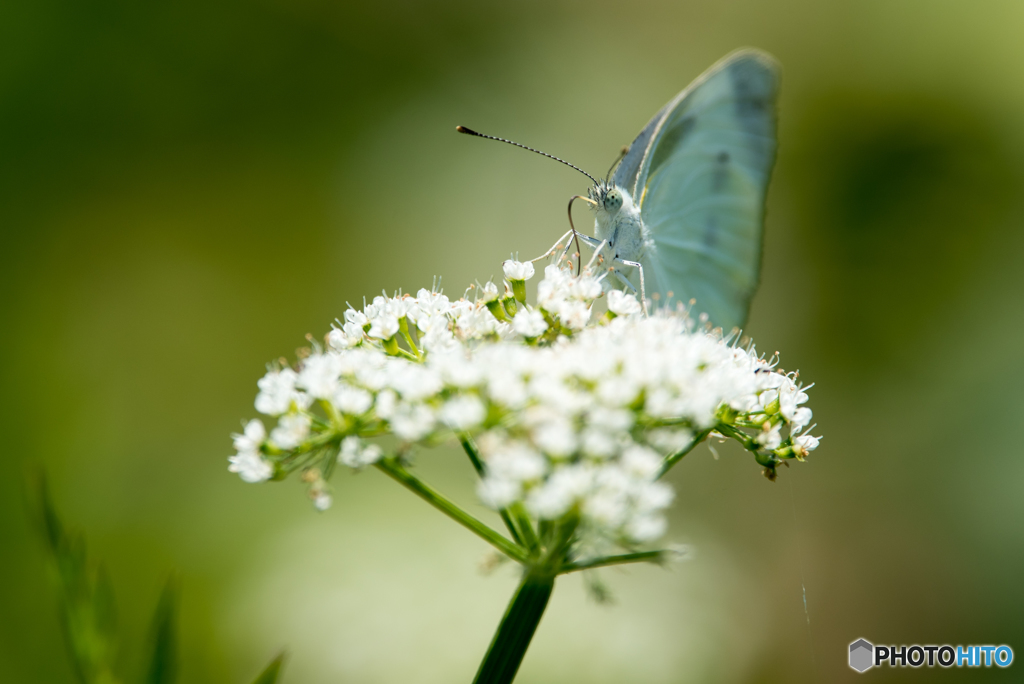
left=588, top=182, right=649, bottom=263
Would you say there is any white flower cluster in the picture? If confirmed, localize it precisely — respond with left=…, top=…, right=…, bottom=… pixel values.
left=229, top=259, right=819, bottom=549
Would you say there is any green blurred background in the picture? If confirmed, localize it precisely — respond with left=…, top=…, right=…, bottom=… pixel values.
left=2, top=0, right=1023, bottom=681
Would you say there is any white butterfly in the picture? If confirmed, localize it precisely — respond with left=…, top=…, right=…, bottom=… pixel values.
left=460, top=48, right=779, bottom=331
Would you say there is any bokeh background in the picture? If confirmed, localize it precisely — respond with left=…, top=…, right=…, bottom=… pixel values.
left=2, top=0, right=1023, bottom=682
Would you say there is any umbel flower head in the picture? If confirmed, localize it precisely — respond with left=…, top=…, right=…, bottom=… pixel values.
left=229, top=255, right=819, bottom=567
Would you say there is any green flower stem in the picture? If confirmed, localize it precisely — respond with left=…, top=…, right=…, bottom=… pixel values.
left=507, top=502, right=540, bottom=553
left=511, top=280, right=527, bottom=304
left=374, top=459, right=527, bottom=562
left=656, top=428, right=712, bottom=479
left=458, top=436, right=539, bottom=553
left=485, top=300, right=510, bottom=322
left=398, top=317, right=422, bottom=359
left=382, top=336, right=401, bottom=356
left=559, top=549, right=667, bottom=574
left=715, top=423, right=758, bottom=451
left=458, top=434, right=486, bottom=474
left=472, top=570, right=555, bottom=684
left=501, top=296, right=518, bottom=317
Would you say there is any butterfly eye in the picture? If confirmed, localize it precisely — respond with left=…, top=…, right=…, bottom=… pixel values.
left=605, top=190, right=622, bottom=210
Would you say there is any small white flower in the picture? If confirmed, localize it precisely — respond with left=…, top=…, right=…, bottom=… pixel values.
left=327, top=328, right=350, bottom=351
left=480, top=281, right=500, bottom=303
left=512, top=309, right=548, bottom=338
left=596, top=376, right=641, bottom=407
left=432, top=351, right=483, bottom=388
left=625, top=514, right=666, bottom=542
left=232, top=419, right=266, bottom=453
left=778, top=378, right=809, bottom=421
left=390, top=403, right=435, bottom=440
left=791, top=406, right=813, bottom=431
left=558, top=300, right=592, bottom=330
left=313, top=492, right=333, bottom=511
left=792, top=433, right=821, bottom=458
left=344, top=309, right=369, bottom=328
left=478, top=477, right=521, bottom=509
left=416, top=289, right=451, bottom=316
left=361, top=443, right=383, bottom=464
left=364, top=296, right=386, bottom=320
left=375, top=389, right=397, bottom=419
left=456, top=307, right=497, bottom=338
left=532, top=420, right=577, bottom=457
left=587, top=407, right=634, bottom=432
left=334, top=385, right=373, bottom=415
left=636, top=481, right=674, bottom=512
left=440, top=395, right=486, bottom=430
left=537, top=265, right=571, bottom=312
left=487, top=369, right=528, bottom=408
left=569, top=275, right=602, bottom=301
left=503, top=260, right=535, bottom=281
left=255, top=368, right=300, bottom=416
left=755, top=423, right=783, bottom=450
left=581, top=428, right=617, bottom=458
left=486, top=443, right=546, bottom=482
left=388, top=296, right=417, bottom=319
left=388, top=364, right=442, bottom=401
left=526, top=466, right=592, bottom=519
left=228, top=451, right=273, bottom=483
left=343, top=321, right=366, bottom=343
left=584, top=490, right=629, bottom=527
left=367, top=313, right=400, bottom=340
left=621, top=444, right=662, bottom=479
left=758, top=388, right=779, bottom=409
left=269, top=413, right=311, bottom=450
left=607, top=290, right=642, bottom=316
left=421, top=326, right=458, bottom=353
left=297, top=354, right=340, bottom=399
left=339, top=436, right=384, bottom=468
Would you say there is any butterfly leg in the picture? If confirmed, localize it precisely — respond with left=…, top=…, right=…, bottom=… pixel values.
left=529, top=229, right=574, bottom=264
left=555, top=231, right=608, bottom=272
left=610, top=269, right=637, bottom=294
left=615, top=259, right=648, bottom=316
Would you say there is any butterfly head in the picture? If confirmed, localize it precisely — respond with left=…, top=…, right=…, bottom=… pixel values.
left=588, top=182, right=629, bottom=216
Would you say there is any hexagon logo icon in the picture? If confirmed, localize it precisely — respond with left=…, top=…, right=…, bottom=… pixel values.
left=849, top=638, right=874, bottom=672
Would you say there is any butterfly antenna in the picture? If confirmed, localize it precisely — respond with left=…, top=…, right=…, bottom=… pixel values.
left=456, top=126, right=600, bottom=185
left=606, top=145, right=629, bottom=182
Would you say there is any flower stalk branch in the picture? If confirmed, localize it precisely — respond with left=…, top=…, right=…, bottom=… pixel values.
left=374, top=458, right=527, bottom=562
left=559, top=549, right=670, bottom=574
left=656, top=428, right=713, bottom=479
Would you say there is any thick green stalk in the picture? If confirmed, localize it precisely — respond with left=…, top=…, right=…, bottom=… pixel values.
left=472, top=571, right=555, bottom=684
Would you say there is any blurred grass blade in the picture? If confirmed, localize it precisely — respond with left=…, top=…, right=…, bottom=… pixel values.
left=250, top=652, right=286, bottom=684
left=144, top=577, right=178, bottom=684
left=30, top=471, right=121, bottom=684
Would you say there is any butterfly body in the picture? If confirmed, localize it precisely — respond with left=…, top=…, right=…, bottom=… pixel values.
left=588, top=182, right=649, bottom=264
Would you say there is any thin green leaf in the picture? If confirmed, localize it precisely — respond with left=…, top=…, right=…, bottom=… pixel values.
left=144, top=577, right=178, bottom=684
left=250, top=652, right=286, bottom=684
left=30, top=471, right=121, bottom=684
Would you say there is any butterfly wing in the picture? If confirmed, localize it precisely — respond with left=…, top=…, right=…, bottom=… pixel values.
left=614, top=49, right=780, bottom=330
